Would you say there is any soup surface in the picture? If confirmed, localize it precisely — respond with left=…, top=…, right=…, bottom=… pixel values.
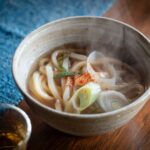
left=28, top=48, right=144, bottom=114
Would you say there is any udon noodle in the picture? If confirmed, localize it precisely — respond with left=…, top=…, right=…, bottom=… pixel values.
left=28, top=50, right=144, bottom=114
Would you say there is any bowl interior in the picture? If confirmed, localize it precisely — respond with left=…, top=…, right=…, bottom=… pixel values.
left=13, top=17, right=150, bottom=105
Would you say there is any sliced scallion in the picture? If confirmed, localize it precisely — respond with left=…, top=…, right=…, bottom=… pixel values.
left=54, top=71, right=81, bottom=79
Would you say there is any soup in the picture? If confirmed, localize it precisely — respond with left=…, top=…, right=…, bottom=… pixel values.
left=0, top=131, right=22, bottom=150
left=28, top=49, right=144, bottom=114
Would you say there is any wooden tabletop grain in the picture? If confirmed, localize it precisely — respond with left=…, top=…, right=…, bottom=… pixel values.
left=19, top=0, right=150, bottom=149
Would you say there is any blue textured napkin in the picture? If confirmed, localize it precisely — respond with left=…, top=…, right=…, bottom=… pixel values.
left=0, top=0, right=114, bottom=104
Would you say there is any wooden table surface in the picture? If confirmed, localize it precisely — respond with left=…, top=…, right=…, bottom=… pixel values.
left=19, top=0, right=150, bottom=149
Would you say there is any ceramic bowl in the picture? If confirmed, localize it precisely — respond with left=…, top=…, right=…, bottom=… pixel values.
left=0, top=103, right=31, bottom=149
left=12, top=17, right=150, bottom=136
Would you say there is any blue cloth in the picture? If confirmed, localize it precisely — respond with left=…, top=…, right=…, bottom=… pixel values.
left=0, top=0, right=114, bottom=104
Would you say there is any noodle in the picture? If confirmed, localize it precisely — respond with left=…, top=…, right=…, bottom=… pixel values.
left=51, top=50, right=69, bottom=68
left=55, top=99, right=63, bottom=111
left=30, top=71, right=53, bottom=100
left=45, top=65, right=62, bottom=100
left=70, top=52, right=87, bottom=60
left=28, top=50, right=144, bottom=114
left=71, top=61, right=86, bottom=72
left=62, top=57, right=70, bottom=71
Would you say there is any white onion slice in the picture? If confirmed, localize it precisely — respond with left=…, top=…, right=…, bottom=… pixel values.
left=87, top=51, right=104, bottom=64
left=98, top=90, right=129, bottom=112
left=87, top=62, right=116, bottom=88
left=65, top=82, right=101, bottom=113
left=87, top=51, right=117, bottom=89
left=70, top=52, right=87, bottom=60
left=45, top=65, right=61, bottom=100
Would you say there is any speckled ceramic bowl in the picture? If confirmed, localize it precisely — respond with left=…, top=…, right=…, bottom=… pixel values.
left=12, top=17, right=150, bottom=136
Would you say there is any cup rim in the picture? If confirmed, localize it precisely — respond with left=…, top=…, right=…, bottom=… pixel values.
left=12, top=16, right=150, bottom=118
left=0, top=103, right=32, bottom=144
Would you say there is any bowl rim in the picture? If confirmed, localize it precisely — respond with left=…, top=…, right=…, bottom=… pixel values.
left=12, top=16, right=150, bottom=118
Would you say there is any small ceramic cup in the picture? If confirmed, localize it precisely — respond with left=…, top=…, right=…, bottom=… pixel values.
left=12, top=17, right=150, bottom=136
left=0, top=103, right=32, bottom=149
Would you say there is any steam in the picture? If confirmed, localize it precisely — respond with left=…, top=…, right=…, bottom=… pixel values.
left=82, top=17, right=150, bottom=91
left=50, top=15, right=150, bottom=92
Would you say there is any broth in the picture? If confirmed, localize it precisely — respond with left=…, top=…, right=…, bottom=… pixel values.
left=0, top=131, right=22, bottom=150
left=28, top=45, right=145, bottom=114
